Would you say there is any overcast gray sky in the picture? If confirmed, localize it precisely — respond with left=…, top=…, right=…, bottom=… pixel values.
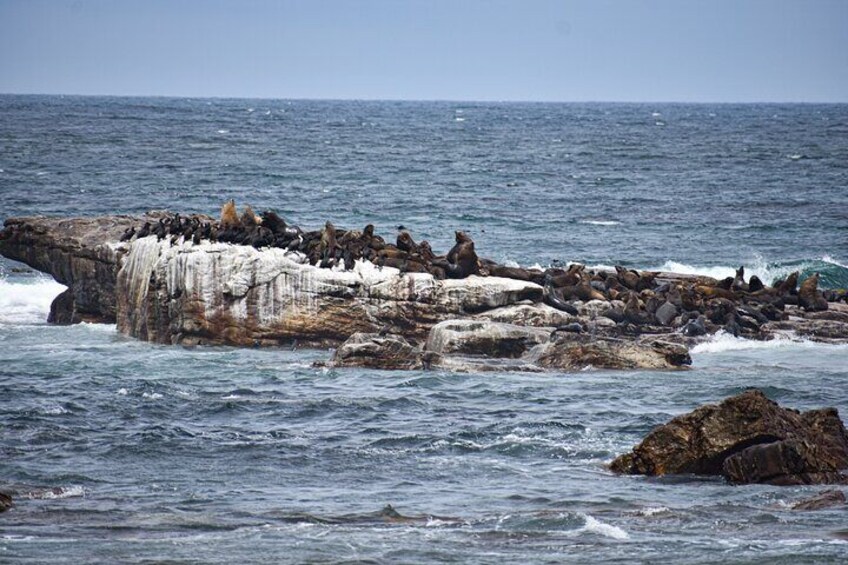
left=1, top=0, right=846, bottom=102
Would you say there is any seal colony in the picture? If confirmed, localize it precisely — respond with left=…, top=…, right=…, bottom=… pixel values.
left=3, top=209, right=848, bottom=372
left=116, top=200, right=846, bottom=343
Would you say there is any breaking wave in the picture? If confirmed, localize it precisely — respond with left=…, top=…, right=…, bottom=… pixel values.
left=655, top=255, right=848, bottom=289
left=0, top=276, right=66, bottom=325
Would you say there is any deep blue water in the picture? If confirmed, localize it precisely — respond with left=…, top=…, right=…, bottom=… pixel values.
left=1, top=96, right=847, bottom=563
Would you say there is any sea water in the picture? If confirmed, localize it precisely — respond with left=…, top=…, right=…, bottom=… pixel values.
left=1, top=96, right=847, bottom=563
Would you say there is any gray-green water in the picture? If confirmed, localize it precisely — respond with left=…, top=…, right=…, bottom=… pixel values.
left=1, top=96, right=847, bottom=563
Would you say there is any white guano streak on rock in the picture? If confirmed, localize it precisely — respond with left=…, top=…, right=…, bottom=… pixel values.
left=121, top=236, right=166, bottom=322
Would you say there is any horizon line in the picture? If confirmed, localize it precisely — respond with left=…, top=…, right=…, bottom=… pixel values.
left=1, top=91, right=846, bottom=105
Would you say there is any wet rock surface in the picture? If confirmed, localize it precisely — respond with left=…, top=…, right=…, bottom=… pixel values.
left=330, top=319, right=691, bottom=372
left=330, top=333, right=424, bottom=370
left=610, top=390, right=848, bottom=485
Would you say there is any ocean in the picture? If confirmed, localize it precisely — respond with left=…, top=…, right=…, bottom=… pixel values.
left=1, top=95, right=847, bottom=563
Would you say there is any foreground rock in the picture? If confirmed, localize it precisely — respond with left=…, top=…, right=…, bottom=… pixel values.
left=0, top=492, right=12, bottom=513
left=610, top=390, right=848, bottom=485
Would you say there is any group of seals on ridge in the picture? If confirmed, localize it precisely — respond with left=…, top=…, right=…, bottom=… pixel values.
left=119, top=201, right=844, bottom=331
left=120, top=201, right=483, bottom=279
left=539, top=263, right=841, bottom=339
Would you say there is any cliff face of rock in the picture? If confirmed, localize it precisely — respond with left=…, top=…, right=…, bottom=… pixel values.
left=0, top=216, right=137, bottom=323
left=115, top=237, right=543, bottom=347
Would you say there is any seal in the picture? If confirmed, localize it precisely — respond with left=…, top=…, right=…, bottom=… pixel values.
left=220, top=199, right=241, bottom=228
left=261, top=210, right=288, bottom=235
left=732, top=266, right=749, bottom=292
left=241, top=205, right=262, bottom=228
left=798, top=273, right=828, bottom=312
left=747, top=275, right=765, bottom=293
left=396, top=231, right=418, bottom=254
left=444, top=231, right=479, bottom=278
left=777, top=271, right=799, bottom=294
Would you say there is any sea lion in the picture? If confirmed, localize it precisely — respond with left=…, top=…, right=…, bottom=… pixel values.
left=574, top=279, right=607, bottom=302
left=549, top=264, right=585, bottom=288
left=220, top=199, right=241, bottom=228
left=442, top=231, right=479, bottom=278
left=315, top=222, right=341, bottom=266
left=732, top=266, right=749, bottom=292
left=695, top=285, right=737, bottom=300
left=396, top=231, right=418, bottom=254
left=261, top=210, right=288, bottom=235
left=615, top=265, right=640, bottom=290
left=798, top=273, right=828, bottom=312
left=623, top=293, right=650, bottom=325
left=748, top=275, right=765, bottom=293
left=776, top=271, right=799, bottom=295
left=543, top=283, right=579, bottom=315
left=716, top=277, right=734, bottom=290
left=416, top=240, right=436, bottom=262
left=241, top=205, right=262, bottom=228
left=488, top=264, right=533, bottom=282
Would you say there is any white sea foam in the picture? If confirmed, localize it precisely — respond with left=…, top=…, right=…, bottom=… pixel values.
left=579, top=514, right=630, bottom=540
left=578, top=220, right=621, bottom=226
left=822, top=255, right=848, bottom=269
left=636, top=506, right=670, bottom=517
left=25, top=485, right=85, bottom=500
left=0, top=278, right=66, bottom=325
left=690, top=330, right=840, bottom=354
left=80, top=321, right=118, bottom=333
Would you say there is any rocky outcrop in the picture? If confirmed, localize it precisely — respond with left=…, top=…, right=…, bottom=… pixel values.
left=3, top=214, right=848, bottom=372
left=113, top=237, right=543, bottom=347
left=610, top=390, right=848, bottom=485
left=329, top=320, right=691, bottom=372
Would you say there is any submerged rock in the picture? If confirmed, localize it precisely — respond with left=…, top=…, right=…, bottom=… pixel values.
left=0, top=492, right=12, bottom=512
left=610, top=390, right=848, bottom=485
left=790, top=489, right=847, bottom=511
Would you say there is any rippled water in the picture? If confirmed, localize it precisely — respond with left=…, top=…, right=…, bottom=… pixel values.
left=1, top=96, right=847, bottom=563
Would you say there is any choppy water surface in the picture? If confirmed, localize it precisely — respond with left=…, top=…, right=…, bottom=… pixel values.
left=1, top=97, right=847, bottom=563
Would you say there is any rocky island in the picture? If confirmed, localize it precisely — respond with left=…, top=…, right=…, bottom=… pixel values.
left=2, top=204, right=847, bottom=372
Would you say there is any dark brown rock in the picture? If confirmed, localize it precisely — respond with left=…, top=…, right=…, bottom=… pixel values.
left=47, top=288, right=81, bottom=325
left=610, top=390, right=848, bottom=485
left=0, top=492, right=12, bottom=513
